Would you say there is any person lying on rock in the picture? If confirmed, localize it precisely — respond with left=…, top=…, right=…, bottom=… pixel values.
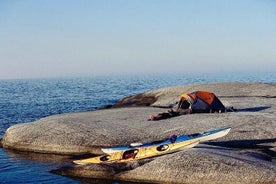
left=148, top=91, right=234, bottom=121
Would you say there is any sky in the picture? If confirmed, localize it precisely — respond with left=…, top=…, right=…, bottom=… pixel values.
left=0, top=0, right=276, bottom=79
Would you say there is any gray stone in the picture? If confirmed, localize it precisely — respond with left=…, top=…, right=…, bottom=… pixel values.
left=1, top=82, right=276, bottom=183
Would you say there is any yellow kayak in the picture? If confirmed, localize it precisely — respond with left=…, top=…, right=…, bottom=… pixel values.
left=73, top=138, right=198, bottom=165
left=102, top=127, right=231, bottom=154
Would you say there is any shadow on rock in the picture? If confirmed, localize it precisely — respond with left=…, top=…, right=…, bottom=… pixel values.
left=237, top=106, right=271, bottom=112
left=205, top=138, right=276, bottom=161
left=51, top=158, right=154, bottom=182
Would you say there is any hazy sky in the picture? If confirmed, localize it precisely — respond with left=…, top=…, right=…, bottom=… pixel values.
left=1, top=0, right=276, bottom=79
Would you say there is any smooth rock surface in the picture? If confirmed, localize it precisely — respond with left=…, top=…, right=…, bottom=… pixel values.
left=1, top=82, right=276, bottom=183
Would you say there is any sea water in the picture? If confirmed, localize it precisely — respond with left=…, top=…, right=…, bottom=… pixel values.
left=0, top=72, right=275, bottom=183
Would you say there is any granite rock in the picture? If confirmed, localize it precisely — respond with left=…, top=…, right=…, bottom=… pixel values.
left=1, top=82, right=275, bottom=183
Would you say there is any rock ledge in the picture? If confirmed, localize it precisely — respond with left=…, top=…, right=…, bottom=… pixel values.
left=1, top=82, right=276, bottom=183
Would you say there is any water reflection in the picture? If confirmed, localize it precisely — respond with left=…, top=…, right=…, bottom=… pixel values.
left=1, top=148, right=82, bottom=183
left=1, top=148, right=143, bottom=184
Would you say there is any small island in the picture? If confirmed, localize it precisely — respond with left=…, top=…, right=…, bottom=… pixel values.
left=1, top=82, right=276, bottom=183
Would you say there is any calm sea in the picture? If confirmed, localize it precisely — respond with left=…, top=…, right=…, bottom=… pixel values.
left=0, top=72, right=275, bottom=183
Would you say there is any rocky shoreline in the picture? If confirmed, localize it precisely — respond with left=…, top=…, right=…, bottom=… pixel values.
left=1, top=82, right=276, bottom=183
